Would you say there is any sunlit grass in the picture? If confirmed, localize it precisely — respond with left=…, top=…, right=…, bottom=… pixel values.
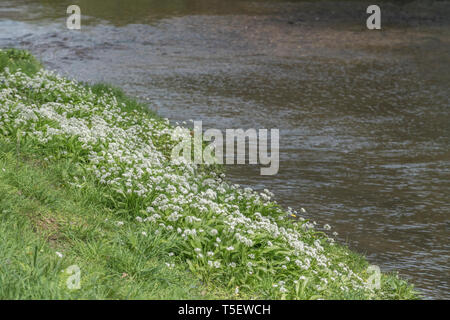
left=0, top=141, right=228, bottom=299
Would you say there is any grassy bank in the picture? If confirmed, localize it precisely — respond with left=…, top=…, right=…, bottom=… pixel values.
left=0, top=48, right=418, bottom=299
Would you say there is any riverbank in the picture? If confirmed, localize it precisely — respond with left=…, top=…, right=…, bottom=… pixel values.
left=0, top=48, right=418, bottom=299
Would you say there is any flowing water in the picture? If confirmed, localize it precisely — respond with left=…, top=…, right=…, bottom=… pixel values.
left=1, top=0, right=449, bottom=299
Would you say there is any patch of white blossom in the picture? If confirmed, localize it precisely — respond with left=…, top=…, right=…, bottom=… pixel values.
left=0, top=65, right=376, bottom=297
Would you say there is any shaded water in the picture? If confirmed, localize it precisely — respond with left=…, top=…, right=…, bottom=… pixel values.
left=1, top=0, right=449, bottom=298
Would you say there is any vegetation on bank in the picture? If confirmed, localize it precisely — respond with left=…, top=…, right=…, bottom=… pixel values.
left=0, top=48, right=418, bottom=299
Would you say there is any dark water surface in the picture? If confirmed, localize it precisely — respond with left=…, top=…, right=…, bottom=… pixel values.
left=1, top=0, right=449, bottom=298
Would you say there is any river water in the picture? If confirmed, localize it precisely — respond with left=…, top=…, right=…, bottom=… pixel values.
left=1, top=0, right=449, bottom=299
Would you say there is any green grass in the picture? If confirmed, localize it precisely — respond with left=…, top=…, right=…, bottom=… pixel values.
left=0, top=137, right=233, bottom=299
left=0, top=49, right=230, bottom=299
left=0, top=48, right=419, bottom=300
left=0, top=49, right=41, bottom=76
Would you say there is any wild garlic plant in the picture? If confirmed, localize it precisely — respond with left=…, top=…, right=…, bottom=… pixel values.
left=0, top=62, right=409, bottom=299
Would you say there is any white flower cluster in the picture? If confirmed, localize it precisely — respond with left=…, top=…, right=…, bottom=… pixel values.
left=0, top=66, right=374, bottom=297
